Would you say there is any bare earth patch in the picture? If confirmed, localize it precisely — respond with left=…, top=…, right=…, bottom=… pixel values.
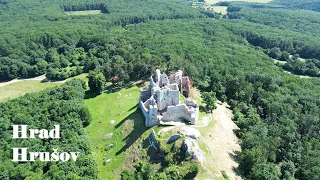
left=204, top=102, right=242, bottom=179
left=157, top=101, right=242, bottom=179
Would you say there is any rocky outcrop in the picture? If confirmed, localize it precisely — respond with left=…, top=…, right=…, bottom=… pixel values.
left=103, top=133, right=113, bottom=140
left=167, top=134, right=182, bottom=144
left=181, top=138, right=204, bottom=163
left=180, top=126, right=201, bottom=139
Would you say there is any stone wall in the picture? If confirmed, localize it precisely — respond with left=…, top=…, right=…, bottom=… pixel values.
left=187, top=107, right=198, bottom=124
left=185, top=99, right=198, bottom=108
left=156, top=89, right=168, bottom=111
left=156, top=88, right=180, bottom=111
left=148, top=104, right=158, bottom=127
left=168, top=89, right=179, bottom=106
left=139, top=69, right=198, bottom=127
left=140, top=88, right=151, bottom=102
left=161, top=104, right=190, bottom=122
left=175, top=70, right=183, bottom=84
left=181, top=76, right=190, bottom=97
left=139, top=100, right=148, bottom=120
left=159, top=74, right=169, bottom=88
left=155, top=69, right=161, bottom=85
left=161, top=104, right=198, bottom=125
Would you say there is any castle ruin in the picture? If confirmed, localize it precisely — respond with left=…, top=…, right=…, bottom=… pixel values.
left=139, top=69, right=199, bottom=127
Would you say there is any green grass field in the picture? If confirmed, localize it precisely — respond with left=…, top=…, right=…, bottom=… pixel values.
left=272, top=58, right=287, bottom=65
left=0, top=73, right=88, bottom=102
left=211, top=6, right=228, bottom=15
left=84, top=86, right=146, bottom=179
left=68, top=73, right=88, bottom=82
left=0, top=81, right=63, bottom=102
left=204, top=0, right=271, bottom=15
left=65, top=10, right=102, bottom=16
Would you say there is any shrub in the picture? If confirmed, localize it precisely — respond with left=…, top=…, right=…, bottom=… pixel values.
left=121, top=169, right=135, bottom=180
left=221, top=170, right=229, bottom=179
left=184, top=163, right=199, bottom=179
left=164, top=155, right=174, bottom=166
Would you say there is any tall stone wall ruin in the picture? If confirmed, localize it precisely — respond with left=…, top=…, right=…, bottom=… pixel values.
left=139, top=69, right=198, bottom=127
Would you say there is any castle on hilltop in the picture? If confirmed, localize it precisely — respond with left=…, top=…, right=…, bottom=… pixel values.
left=139, top=69, right=199, bottom=127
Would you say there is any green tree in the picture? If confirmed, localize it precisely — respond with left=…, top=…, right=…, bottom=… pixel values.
left=88, top=70, right=106, bottom=94
left=201, top=91, right=217, bottom=111
left=121, top=169, right=135, bottom=180
left=79, top=107, right=92, bottom=127
left=184, top=163, right=199, bottom=179
left=251, top=163, right=282, bottom=180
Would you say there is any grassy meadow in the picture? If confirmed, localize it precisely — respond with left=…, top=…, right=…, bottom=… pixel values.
left=84, top=86, right=147, bottom=179
left=211, top=6, right=228, bottom=14
left=204, top=0, right=271, bottom=15
left=0, top=73, right=88, bottom=102
left=65, top=10, right=102, bottom=16
left=0, top=74, right=221, bottom=179
left=205, top=0, right=271, bottom=4
left=0, top=81, right=63, bottom=102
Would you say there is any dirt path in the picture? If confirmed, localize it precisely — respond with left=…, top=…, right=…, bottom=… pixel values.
left=203, top=102, right=242, bottom=180
left=0, top=74, right=67, bottom=88
left=157, top=102, right=242, bottom=179
left=0, top=75, right=46, bottom=88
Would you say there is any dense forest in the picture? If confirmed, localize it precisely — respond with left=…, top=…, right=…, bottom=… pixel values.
left=226, top=2, right=320, bottom=77
left=0, top=79, right=97, bottom=179
left=271, top=0, right=320, bottom=12
left=0, top=0, right=214, bottom=81
left=0, top=0, right=320, bottom=179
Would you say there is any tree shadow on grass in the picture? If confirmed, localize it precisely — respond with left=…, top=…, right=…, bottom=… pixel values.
left=84, top=90, right=99, bottom=99
left=146, top=140, right=163, bottom=165
left=116, top=109, right=148, bottom=156
left=229, top=150, right=241, bottom=162
left=128, top=104, right=138, bottom=112
left=233, top=129, right=241, bottom=138
left=114, top=104, right=139, bottom=129
left=135, top=81, right=146, bottom=88
left=228, top=150, right=245, bottom=178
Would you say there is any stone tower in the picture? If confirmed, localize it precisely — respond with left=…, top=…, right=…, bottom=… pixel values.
left=146, top=96, right=158, bottom=127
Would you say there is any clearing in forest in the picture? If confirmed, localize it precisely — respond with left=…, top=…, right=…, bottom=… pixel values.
left=65, top=10, right=102, bottom=16
left=0, top=73, right=87, bottom=102
left=84, top=86, right=144, bottom=179
left=0, top=80, right=63, bottom=102
left=205, top=0, right=271, bottom=4
left=211, top=6, right=228, bottom=14
left=205, top=102, right=242, bottom=179
left=204, top=0, right=271, bottom=15
left=191, top=88, right=242, bottom=179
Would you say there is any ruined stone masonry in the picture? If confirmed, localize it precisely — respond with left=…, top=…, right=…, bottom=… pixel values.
left=139, top=69, right=199, bottom=127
